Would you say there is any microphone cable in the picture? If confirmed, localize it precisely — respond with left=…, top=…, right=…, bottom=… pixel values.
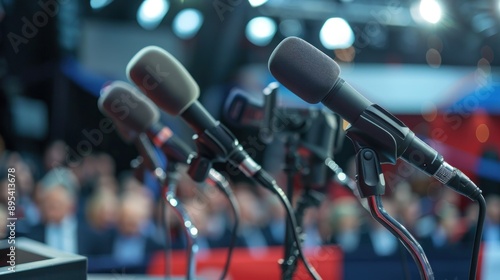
left=254, top=171, right=322, bottom=280
left=206, top=169, right=240, bottom=280
left=469, top=194, right=486, bottom=280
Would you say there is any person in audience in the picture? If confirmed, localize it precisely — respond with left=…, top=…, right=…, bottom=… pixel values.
left=234, top=183, right=271, bottom=254
left=262, top=195, right=286, bottom=246
left=93, top=188, right=160, bottom=273
left=328, top=197, right=367, bottom=254
left=483, top=195, right=500, bottom=243
left=43, top=140, right=68, bottom=171
left=86, top=188, right=119, bottom=232
left=27, top=167, right=105, bottom=256
left=420, top=201, right=462, bottom=250
left=7, top=152, right=40, bottom=234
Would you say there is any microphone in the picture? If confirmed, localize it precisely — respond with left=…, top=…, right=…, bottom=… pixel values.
left=98, top=81, right=195, bottom=165
left=127, top=46, right=322, bottom=280
left=268, top=37, right=481, bottom=201
left=127, top=46, right=262, bottom=182
left=112, top=120, right=161, bottom=173
left=301, top=111, right=339, bottom=189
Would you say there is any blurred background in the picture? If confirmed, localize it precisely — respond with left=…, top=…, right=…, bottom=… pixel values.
left=0, top=0, right=499, bottom=279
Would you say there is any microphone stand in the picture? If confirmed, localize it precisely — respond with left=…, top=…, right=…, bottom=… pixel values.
left=185, top=120, right=321, bottom=279
left=134, top=134, right=199, bottom=280
left=164, top=162, right=199, bottom=280
left=281, top=134, right=301, bottom=280
left=353, top=145, right=434, bottom=280
left=260, top=84, right=326, bottom=279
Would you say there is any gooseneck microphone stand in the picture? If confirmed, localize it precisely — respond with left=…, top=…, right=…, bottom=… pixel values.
left=353, top=145, right=434, bottom=280
left=133, top=133, right=199, bottom=280
left=184, top=117, right=321, bottom=279
left=164, top=162, right=199, bottom=280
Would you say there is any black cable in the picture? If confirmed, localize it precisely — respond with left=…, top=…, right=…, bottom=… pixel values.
left=254, top=170, right=322, bottom=280
left=206, top=170, right=240, bottom=280
left=469, top=194, right=486, bottom=280
left=220, top=190, right=239, bottom=280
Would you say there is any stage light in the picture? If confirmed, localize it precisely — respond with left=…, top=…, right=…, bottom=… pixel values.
left=279, top=19, right=304, bottom=37
left=476, top=124, right=489, bottom=143
left=248, top=0, right=268, bottom=7
left=137, top=0, right=169, bottom=30
left=419, top=0, right=442, bottom=24
left=90, top=0, right=113, bottom=9
left=426, top=48, right=441, bottom=68
left=173, top=9, right=203, bottom=39
left=319, top=17, right=354, bottom=49
left=245, top=17, right=277, bottom=46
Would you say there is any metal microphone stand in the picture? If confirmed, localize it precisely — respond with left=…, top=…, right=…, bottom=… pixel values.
left=281, top=134, right=301, bottom=280
left=260, top=83, right=326, bottom=279
left=132, top=134, right=199, bottom=280
left=164, top=162, right=199, bottom=280
left=353, top=145, right=434, bottom=280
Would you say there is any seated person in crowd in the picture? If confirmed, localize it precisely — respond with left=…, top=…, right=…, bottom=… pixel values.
left=88, top=187, right=161, bottom=273
left=27, top=167, right=105, bottom=256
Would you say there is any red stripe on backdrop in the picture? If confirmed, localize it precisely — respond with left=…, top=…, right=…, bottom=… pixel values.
left=147, top=246, right=342, bottom=279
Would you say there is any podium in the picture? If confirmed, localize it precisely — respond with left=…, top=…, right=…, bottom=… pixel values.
left=0, top=237, right=87, bottom=280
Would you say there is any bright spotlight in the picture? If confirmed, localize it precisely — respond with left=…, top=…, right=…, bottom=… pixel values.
left=137, top=0, right=169, bottom=30
left=248, top=0, right=268, bottom=7
left=245, top=17, right=277, bottom=46
left=173, top=9, right=203, bottom=39
left=90, top=0, right=113, bottom=9
left=319, top=17, right=354, bottom=49
left=419, top=0, right=442, bottom=24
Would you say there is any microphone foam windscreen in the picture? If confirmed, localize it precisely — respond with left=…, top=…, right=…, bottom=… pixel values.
left=268, top=37, right=341, bottom=104
left=98, top=81, right=160, bottom=133
left=126, top=46, right=200, bottom=116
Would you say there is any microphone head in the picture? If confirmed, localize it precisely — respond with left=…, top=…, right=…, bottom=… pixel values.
left=268, top=37, right=341, bottom=104
left=98, top=81, right=160, bottom=133
left=126, top=46, right=199, bottom=116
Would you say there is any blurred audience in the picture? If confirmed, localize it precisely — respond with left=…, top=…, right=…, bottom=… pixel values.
left=0, top=139, right=499, bottom=277
left=483, top=195, right=500, bottom=243
left=27, top=167, right=104, bottom=256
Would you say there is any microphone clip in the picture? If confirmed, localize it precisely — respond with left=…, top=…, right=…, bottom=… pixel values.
left=355, top=147, right=386, bottom=198
left=346, top=105, right=413, bottom=165
left=188, top=122, right=261, bottom=182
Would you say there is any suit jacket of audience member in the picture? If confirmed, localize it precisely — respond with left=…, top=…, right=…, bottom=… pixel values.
left=26, top=220, right=107, bottom=256
left=87, top=228, right=162, bottom=274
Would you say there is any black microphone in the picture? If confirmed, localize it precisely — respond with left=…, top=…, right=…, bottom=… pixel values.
left=127, top=46, right=262, bottom=182
left=112, top=120, right=162, bottom=174
left=301, top=111, right=339, bottom=189
left=98, top=81, right=195, bottom=165
left=269, top=36, right=481, bottom=201
left=127, top=46, right=322, bottom=280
